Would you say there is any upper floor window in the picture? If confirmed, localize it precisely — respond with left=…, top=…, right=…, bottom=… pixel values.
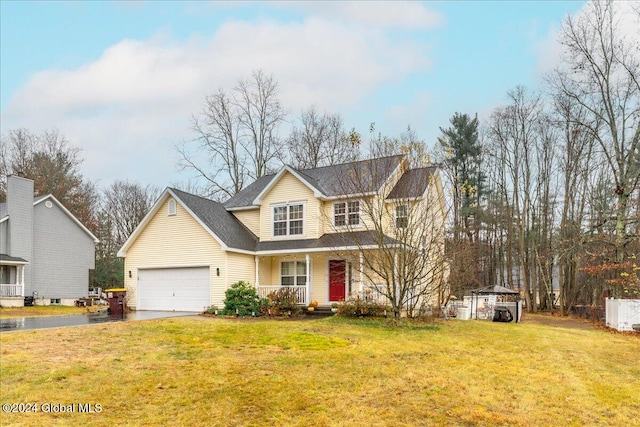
left=273, top=203, right=304, bottom=237
left=168, top=199, right=177, bottom=216
left=334, top=200, right=360, bottom=227
left=396, top=205, right=408, bottom=228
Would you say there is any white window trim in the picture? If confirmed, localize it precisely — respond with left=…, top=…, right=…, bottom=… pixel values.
left=271, top=201, right=306, bottom=238
left=333, top=199, right=362, bottom=229
left=280, top=259, right=309, bottom=287
left=168, top=199, right=177, bottom=216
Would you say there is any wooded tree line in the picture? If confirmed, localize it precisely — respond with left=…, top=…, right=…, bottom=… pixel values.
left=439, top=1, right=639, bottom=313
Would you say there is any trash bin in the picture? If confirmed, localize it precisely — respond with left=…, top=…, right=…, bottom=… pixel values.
left=104, top=288, right=127, bottom=315
left=492, top=306, right=513, bottom=322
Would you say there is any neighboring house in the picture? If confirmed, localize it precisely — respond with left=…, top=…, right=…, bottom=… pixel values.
left=0, top=175, right=98, bottom=307
left=118, top=155, right=447, bottom=312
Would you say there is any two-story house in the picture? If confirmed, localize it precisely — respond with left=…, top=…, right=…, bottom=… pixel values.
left=0, top=175, right=98, bottom=307
left=118, top=155, right=447, bottom=312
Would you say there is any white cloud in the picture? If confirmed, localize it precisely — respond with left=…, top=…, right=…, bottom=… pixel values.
left=1, top=11, right=436, bottom=187
left=274, top=1, right=445, bottom=30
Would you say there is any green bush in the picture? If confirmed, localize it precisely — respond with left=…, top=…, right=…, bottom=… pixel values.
left=222, top=281, right=267, bottom=317
left=265, top=287, right=302, bottom=317
left=336, top=295, right=390, bottom=318
left=204, top=305, right=219, bottom=315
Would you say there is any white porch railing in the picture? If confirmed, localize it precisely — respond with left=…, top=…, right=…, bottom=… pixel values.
left=358, top=284, right=389, bottom=304
left=257, top=285, right=307, bottom=305
left=0, top=283, right=24, bottom=297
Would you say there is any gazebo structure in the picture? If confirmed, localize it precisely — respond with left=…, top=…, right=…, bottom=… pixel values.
left=468, top=285, right=522, bottom=323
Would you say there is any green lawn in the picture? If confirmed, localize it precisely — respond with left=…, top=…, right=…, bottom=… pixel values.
left=0, top=316, right=638, bottom=426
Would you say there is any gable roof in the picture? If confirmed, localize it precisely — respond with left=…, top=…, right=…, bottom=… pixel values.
left=252, top=165, right=326, bottom=205
left=118, top=187, right=258, bottom=257
left=224, top=155, right=406, bottom=209
left=386, top=166, right=437, bottom=200
left=0, top=196, right=98, bottom=243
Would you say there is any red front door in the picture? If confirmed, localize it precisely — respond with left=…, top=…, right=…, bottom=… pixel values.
left=329, top=260, right=346, bottom=301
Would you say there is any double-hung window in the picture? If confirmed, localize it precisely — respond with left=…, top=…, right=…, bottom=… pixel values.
left=396, top=204, right=408, bottom=228
left=273, top=203, right=304, bottom=237
left=281, top=261, right=307, bottom=286
left=334, top=200, right=360, bottom=227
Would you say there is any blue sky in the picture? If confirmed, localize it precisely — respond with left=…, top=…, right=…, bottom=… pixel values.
left=0, top=1, right=587, bottom=189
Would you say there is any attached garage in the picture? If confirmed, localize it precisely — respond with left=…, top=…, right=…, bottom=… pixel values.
left=137, top=267, right=210, bottom=312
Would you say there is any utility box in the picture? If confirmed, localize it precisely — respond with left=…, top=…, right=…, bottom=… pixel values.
left=105, top=288, right=127, bottom=315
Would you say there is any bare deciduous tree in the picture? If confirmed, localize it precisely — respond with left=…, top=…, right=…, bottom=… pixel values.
left=178, top=70, right=286, bottom=200
left=550, top=0, right=640, bottom=262
left=286, top=106, right=359, bottom=169
left=330, top=156, right=449, bottom=317
left=102, top=181, right=159, bottom=248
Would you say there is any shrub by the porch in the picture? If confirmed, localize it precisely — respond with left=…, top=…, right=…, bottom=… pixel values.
left=266, top=287, right=302, bottom=317
left=336, top=295, right=389, bottom=318
left=222, top=281, right=266, bottom=317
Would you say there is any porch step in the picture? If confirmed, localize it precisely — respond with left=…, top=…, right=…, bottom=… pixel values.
left=304, top=306, right=337, bottom=317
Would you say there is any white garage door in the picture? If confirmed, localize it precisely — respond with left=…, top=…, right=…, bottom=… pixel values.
left=137, top=267, right=210, bottom=312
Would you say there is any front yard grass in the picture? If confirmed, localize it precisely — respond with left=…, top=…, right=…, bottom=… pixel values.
left=1, top=316, right=638, bottom=426
left=0, top=305, right=102, bottom=319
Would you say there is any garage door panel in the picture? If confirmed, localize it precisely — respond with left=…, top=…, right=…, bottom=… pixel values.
left=138, top=267, right=210, bottom=312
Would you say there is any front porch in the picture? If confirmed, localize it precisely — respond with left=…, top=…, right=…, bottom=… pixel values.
left=0, top=255, right=29, bottom=307
left=253, top=252, right=387, bottom=306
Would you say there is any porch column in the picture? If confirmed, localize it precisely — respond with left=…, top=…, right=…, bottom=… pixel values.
left=254, top=256, right=260, bottom=287
left=359, top=252, right=364, bottom=293
left=305, top=253, right=310, bottom=305
left=20, top=265, right=25, bottom=297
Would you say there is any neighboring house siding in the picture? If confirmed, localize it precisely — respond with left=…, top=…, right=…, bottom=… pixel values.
left=31, top=202, right=95, bottom=298
left=259, top=172, right=321, bottom=241
left=0, top=222, right=7, bottom=254
left=124, top=197, right=225, bottom=309
left=232, top=209, right=260, bottom=237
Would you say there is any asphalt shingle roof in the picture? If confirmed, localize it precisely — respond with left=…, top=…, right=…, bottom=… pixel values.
left=386, top=166, right=436, bottom=200
left=255, top=230, right=401, bottom=252
left=0, top=254, right=29, bottom=263
left=224, top=155, right=405, bottom=209
left=173, top=156, right=436, bottom=253
left=170, top=188, right=258, bottom=252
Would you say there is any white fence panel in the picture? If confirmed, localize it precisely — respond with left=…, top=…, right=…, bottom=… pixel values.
left=606, top=298, right=640, bottom=331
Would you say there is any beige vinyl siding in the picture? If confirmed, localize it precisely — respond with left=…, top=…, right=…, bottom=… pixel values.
left=226, top=252, right=256, bottom=287
left=257, top=256, right=275, bottom=286
left=259, top=171, right=322, bottom=241
left=124, top=197, right=225, bottom=309
left=232, top=209, right=260, bottom=236
left=309, top=254, right=329, bottom=304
